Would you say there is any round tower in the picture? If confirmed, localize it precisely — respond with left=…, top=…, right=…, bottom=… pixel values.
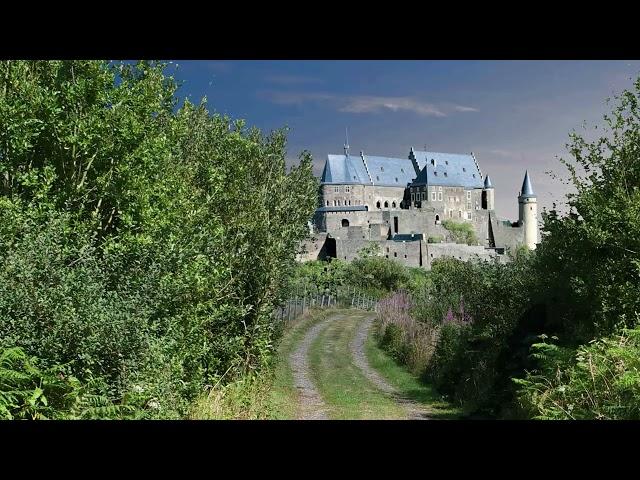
left=518, top=170, right=538, bottom=249
left=483, top=174, right=494, bottom=210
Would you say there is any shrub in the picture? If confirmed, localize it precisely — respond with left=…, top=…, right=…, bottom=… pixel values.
left=514, top=327, right=640, bottom=419
left=441, top=220, right=478, bottom=245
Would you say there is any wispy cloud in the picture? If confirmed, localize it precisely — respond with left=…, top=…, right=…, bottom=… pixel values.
left=339, top=96, right=446, bottom=116
left=265, top=74, right=323, bottom=85
left=453, top=105, right=480, bottom=112
left=261, top=91, right=477, bottom=117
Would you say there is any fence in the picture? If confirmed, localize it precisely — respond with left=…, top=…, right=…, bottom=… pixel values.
left=273, top=287, right=378, bottom=325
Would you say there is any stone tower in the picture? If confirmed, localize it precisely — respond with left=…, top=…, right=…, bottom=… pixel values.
left=518, top=170, right=538, bottom=249
left=483, top=174, right=495, bottom=210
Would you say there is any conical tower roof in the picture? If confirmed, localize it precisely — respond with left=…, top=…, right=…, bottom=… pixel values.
left=483, top=174, right=493, bottom=189
left=520, top=170, right=536, bottom=198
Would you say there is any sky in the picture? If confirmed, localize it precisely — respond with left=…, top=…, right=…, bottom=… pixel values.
left=166, top=60, right=640, bottom=220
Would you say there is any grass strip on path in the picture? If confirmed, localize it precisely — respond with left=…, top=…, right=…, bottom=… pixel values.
left=308, top=310, right=406, bottom=420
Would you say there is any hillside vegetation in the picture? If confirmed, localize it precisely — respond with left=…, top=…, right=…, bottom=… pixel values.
left=371, top=78, right=640, bottom=418
left=0, top=60, right=317, bottom=419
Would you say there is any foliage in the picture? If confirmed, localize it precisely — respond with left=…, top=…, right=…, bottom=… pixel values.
left=0, top=60, right=317, bottom=419
left=441, top=220, right=478, bottom=245
left=514, top=329, right=640, bottom=419
left=427, top=235, right=443, bottom=243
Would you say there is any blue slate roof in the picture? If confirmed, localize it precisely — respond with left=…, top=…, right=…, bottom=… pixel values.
left=520, top=170, right=535, bottom=198
left=316, top=206, right=368, bottom=212
left=321, top=154, right=370, bottom=184
left=409, top=150, right=483, bottom=188
left=365, top=155, right=415, bottom=187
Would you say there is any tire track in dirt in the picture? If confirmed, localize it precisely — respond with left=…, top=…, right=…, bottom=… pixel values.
left=350, top=315, right=431, bottom=420
left=289, top=315, right=334, bottom=420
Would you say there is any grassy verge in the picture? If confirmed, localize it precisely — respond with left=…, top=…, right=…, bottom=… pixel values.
left=365, top=324, right=461, bottom=419
left=308, top=310, right=406, bottom=419
left=190, top=309, right=326, bottom=420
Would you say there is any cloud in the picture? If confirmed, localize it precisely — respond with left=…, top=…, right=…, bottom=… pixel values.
left=265, top=74, right=322, bottom=85
left=261, top=91, right=478, bottom=117
left=339, top=96, right=446, bottom=117
left=453, top=105, right=480, bottom=112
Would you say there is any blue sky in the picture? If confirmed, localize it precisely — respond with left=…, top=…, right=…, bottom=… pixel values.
left=167, top=60, right=640, bottom=219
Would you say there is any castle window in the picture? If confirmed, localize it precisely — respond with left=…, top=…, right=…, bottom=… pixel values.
left=467, top=191, right=471, bottom=199
left=458, top=210, right=462, bottom=218
left=434, top=172, right=438, bottom=176
left=435, top=214, right=440, bottom=223
left=444, top=172, right=448, bottom=177
left=376, top=175, right=380, bottom=181
left=381, top=166, right=384, bottom=172
left=326, top=200, right=329, bottom=206
left=467, top=212, right=472, bottom=220
left=472, top=174, right=476, bottom=178
left=438, top=186, right=442, bottom=191
left=431, top=191, right=436, bottom=201
left=395, top=177, right=398, bottom=182
left=438, top=192, right=443, bottom=201
left=394, top=252, right=397, bottom=257
left=345, top=186, right=350, bottom=193
left=463, top=167, right=466, bottom=172
left=392, top=202, right=396, bottom=208
left=411, top=193, right=415, bottom=202
left=401, top=168, right=404, bottom=173
left=384, top=201, right=389, bottom=208
left=376, top=201, right=381, bottom=209
left=334, top=186, right=340, bottom=193
left=337, top=200, right=341, bottom=206
left=341, top=219, right=349, bottom=227
left=348, top=200, right=351, bottom=205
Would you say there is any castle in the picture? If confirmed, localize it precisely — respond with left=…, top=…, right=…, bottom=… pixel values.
left=299, top=144, right=538, bottom=269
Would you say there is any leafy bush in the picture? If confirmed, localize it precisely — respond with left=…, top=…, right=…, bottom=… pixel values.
left=514, top=328, right=640, bottom=419
left=427, top=235, right=443, bottom=243
left=0, top=60, right=318, bottom=419
left=441, top=220, right=478, bottom=245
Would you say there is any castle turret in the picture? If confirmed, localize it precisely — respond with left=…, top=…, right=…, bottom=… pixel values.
left=483, top=174, right=495, bottom=210
left=518, top=170, right=538, bottom=249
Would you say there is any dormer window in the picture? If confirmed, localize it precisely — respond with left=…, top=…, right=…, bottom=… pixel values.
left=445, top=161, right=449, bottom=165
left=401, top=168, right=404, bottom=173
left=444, top=172, right=448, bottom=177
left=381, top=166, right=384, bottom=172
left=395, top=177, right=398, bottom=182
left=472, top=174, right=476, bottom=178
left=434, top=172, right=438, bottom=176
left=376, top=175, right=380, bottom=181
left=462, top=167, right=466, bottom=172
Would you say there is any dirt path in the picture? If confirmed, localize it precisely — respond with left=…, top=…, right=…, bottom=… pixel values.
left=289, top=316, right=333, bottom=420
left=350, top=316, right=431, bottom=420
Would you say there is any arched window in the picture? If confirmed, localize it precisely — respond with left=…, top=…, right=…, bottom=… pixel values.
left=326, top=200, right=329, bottom=206
left=384, top=201, right=389, bottom=208
left=392, top=202, right=396, bottom=208
left=341, top=219, right=349, bottom=227
left=337, top=200, right=341, bottom=206
left=435, top=214, right=440, bottom=224
left=376, top=201, right=381, bottom=209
